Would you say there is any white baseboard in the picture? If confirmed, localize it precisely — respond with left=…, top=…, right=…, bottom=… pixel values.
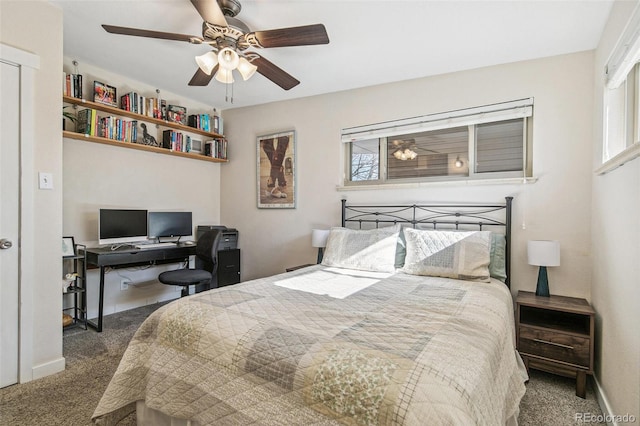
left=31, top=357, right=65, bottom=381
left=592, top=375, right=616, bottom=426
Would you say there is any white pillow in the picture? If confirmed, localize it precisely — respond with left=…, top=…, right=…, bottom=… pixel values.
left=321, top=225, right=400, bottom=272
left=401, top=228, right=491, bottom=282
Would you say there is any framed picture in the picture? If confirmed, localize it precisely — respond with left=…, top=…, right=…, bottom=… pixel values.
left=167, top=104, right=187, bottom=125
left=189, top=138, right=203, bottom=154
left=93, top=81, right=117, bottom=107
left=257, top=130, right=296, bottom=208
left=62, top=236, right=76, bottom=257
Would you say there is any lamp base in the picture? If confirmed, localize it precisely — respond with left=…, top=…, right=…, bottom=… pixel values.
left=535, top=266, right=550, bottom=297
left=316, top=247, right=324, bottom=264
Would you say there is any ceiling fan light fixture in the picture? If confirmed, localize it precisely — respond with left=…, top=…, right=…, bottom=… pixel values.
left=195, top=51, right=218, bottom=75
left=237, top=57, right=258, bottom=81
left=218, top=47, right=240, bottom=70
left=393, top=148, right=417, bottom=161
left=215, top=68, right=235, bottom=84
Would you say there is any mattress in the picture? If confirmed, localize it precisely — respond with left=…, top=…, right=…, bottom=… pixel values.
left=92, top=265, right=527, bottom=425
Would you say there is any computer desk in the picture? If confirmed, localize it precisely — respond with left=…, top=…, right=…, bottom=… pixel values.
left=85, top=244, right=196, bottom=332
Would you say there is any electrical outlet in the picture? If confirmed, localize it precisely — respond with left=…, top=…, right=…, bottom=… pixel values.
left=120, top=279, right=130, bottom=290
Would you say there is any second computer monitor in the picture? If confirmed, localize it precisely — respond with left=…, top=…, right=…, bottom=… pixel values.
left=148, top=211, right=192, bottom=239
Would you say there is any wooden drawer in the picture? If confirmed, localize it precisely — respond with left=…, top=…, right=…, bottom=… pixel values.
left=519, top=325, right=590, bottom=368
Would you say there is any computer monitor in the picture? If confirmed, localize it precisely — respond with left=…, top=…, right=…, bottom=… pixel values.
left=98, top=209, right=148, bottom=245
left=148, top=211, right=193, bottom=239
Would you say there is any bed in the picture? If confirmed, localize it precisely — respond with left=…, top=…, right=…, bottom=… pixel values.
left=92, top=197, right=528, bottom=425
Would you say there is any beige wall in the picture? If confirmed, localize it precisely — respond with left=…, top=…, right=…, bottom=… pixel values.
left=0, top=1, right=65, bottom=378
left=62, top=60, right=223, bottom=317
left=6, top=7, right=636, bottom=418
left=591, top=0, right=640, bottom=422
left=221, top=52, right=595, bottom=303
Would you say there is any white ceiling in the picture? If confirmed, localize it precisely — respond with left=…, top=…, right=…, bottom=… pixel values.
left=52, top=0, right=613, bottom=110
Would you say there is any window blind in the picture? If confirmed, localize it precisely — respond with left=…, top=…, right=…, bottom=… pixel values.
left=341, top=98, right=533, bottom=143
left=605, top=3, right=640, bottom=89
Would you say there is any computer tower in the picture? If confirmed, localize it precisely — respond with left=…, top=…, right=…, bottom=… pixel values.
left=217, top=248, right=240, bottom=287
left=196, top=225, right=240, bottom=288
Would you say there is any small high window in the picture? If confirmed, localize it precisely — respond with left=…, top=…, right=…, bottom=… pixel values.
left=343, top=98, right=533, bottom=185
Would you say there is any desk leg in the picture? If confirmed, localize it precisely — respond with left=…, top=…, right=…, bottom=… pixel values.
left=96, top=266, right=105, bottom=332
left=87, top=266, right=105, bottom=332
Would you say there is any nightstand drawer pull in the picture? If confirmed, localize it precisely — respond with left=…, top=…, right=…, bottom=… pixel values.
left=533, top=338, right=574, bottom=350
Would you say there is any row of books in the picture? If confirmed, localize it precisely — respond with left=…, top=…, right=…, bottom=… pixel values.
left=63, top=74, right=225, bottom=135
left=121, top=92, right=167, bottom=120
left=63, top=73, right=83, bottom=99
left=162, top=130, right=228, bottom=159
left=205, top=138, right=228, bottom=160
left=162, top=130, right=188, bottom=152
left=187, top=113, right=220, bottom=133
left=76, top=108, right=138, bottom=143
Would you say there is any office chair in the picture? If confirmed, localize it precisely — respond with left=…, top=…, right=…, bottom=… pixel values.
left=158, top=229, right=222, bottom=297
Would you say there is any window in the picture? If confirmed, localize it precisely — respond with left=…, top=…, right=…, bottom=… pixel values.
left=350, top=138, right=379, bottom=181
left=599, top=6, right=640, bottom=174
left=603, top=64, right=637, bottom=161
left=343, top=99, right=532, bottom=185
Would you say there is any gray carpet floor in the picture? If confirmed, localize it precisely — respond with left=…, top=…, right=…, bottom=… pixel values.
left=0, top=302, right=605, bottom=425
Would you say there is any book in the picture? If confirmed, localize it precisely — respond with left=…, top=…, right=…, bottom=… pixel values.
left=160, top=99, right=167, bottom=120
left=76, top=108, right=92, bottom=135
left=64, top=73, right=83, bottom=98
left=75, top=74, right=83, bottom=99
left=204, top=138, right=227, bottom=159
left=162, top=130, right=184, bottom=151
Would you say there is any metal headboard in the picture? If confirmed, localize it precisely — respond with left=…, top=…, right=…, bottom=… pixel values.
left=341, top=197, right=513, bottom=288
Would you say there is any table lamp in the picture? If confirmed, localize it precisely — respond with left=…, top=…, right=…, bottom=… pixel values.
left=527, top=240, right=560, bottom=297
left=311, top=229, right=330, bottom=264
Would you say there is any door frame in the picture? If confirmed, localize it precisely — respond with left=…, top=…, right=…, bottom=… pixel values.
left=0, top=43, right=39, bottom=383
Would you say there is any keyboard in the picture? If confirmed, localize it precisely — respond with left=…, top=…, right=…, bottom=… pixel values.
left=134, top=242, right=177, bottom=249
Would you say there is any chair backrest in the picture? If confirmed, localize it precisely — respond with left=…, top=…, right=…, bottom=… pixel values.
left=195, top=229, right=223, bottom=274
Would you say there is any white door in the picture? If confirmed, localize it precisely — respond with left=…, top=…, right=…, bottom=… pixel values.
left=0, top=60, right=21, bottom=388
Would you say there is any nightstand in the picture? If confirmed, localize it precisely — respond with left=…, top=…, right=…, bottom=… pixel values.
left=285, top=263, right=315, bottom=272
left=516, top=291, right=595, bottom=398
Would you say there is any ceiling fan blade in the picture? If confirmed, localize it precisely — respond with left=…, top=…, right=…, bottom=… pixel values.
left=251, top=55, right=300, bottom=90
left=102, top=25, right=201, bottom=43
left=188, top=65, right=218, bottom=86
left=245, top=24, right=329, bottom=48
left=190, top=0, right=228, bottom=27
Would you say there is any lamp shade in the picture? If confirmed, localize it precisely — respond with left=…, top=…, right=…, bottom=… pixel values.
left=527, top=240, right=560, bottom=267
left=217, top=47, right=239, bottom=70
left=237, top=57, right=258, bottom=81
left=311, top=229, right=330, bottom=248
left=214, top=68, right=234, bottom=84
left=195, top=51, right=218, bottom=75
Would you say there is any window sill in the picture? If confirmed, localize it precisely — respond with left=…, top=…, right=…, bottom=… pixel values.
left=595, top=143, right=640, bottom=175
left=337, top=177, right=537, bottom=191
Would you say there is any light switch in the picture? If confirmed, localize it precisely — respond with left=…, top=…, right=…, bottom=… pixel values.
left=38, top=172, right=53, bottom=190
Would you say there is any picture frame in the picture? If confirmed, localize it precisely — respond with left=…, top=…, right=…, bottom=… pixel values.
left=189, top=138, right=203, bottom=154
left=167, top=104, right=187, bottom=125
left=93, top=81, right=117, bottom=107
left=257, top=130, right=296, bottom=208
left=62, top=236, right=76, bottom=257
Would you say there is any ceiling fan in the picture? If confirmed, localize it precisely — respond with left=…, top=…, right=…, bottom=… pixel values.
left=102, top=0, right=329, bottom=91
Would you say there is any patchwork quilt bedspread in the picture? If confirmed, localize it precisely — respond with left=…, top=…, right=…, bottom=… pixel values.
left=92, top=265, right=527, bottom=425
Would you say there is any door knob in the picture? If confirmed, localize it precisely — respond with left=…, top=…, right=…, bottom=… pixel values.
left=0, top=239, right=13, bottom=249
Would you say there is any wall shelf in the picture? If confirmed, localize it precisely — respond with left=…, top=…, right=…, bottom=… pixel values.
left=62, top=96, right=227, bottom=163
